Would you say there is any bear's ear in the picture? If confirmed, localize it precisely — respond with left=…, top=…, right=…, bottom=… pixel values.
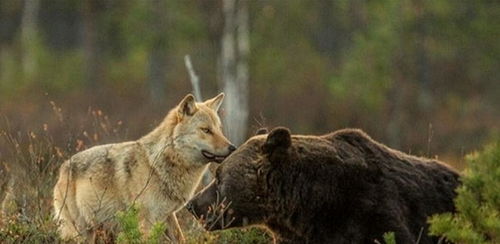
left=255, top=127, right=268, bottom=135
left=262, top=127, right=291, bottom=162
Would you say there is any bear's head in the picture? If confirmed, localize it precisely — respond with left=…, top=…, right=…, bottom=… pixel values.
left=185, top=127, right=294, bottom=230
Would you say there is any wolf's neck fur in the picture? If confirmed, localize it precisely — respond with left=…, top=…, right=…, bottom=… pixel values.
left=140, top=108, right=177, bottom=145
left=138, top=108, right=207, bottom=189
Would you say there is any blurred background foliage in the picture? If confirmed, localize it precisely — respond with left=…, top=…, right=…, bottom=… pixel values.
left=0, top=0, right=499, bottom=169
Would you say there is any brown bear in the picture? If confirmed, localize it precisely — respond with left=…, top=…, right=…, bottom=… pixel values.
left=186, top=127, right=460, bottom=244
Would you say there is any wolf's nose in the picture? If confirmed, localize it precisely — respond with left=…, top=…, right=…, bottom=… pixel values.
left=228, top=145, right=236, bottom=152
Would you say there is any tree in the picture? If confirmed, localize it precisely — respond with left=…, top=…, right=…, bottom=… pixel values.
left=221, top=0, right=249, bottom=145
left=429, top=140, right=500, bottom=243
left=20, top=0, right=40, bottom=81
left=148, top=0, right=168, bottom=105
left=82, top=0, right=101, bottom=88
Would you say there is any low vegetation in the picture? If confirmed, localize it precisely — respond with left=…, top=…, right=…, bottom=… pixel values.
left=429, top=140, right=500, bottom=244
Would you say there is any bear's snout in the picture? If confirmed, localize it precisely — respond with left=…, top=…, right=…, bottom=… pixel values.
left=186, top=180, right=218, bottom=219
left=186, top=180, right=242, bottom=231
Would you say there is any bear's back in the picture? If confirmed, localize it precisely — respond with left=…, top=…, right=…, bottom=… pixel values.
left=317, top=129, right=460, bottom=243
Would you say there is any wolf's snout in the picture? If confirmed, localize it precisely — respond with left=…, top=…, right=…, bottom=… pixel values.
left=201, top=144, right=235, bottom=163
left=201, top=150, right=229, bottom=163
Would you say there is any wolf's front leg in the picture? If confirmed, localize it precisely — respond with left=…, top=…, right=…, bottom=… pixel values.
left=165, top=213, right=185, bottom=243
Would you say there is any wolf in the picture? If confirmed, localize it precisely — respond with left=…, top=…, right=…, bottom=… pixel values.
left=53, top=93, right=235, bottom=242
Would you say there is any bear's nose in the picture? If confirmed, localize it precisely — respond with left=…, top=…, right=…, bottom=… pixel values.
left=228, top=145, right=236, bottom=152
left=185, top=201, right=195, bottom=214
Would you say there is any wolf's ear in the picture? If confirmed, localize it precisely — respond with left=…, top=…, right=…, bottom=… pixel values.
left=262, top=127, right=291, bottom=163
left=178, top=94, right=198, bottom=117
left=255, top=128, right=268, bottom=135
left=204, top=93, right=224, bottom=112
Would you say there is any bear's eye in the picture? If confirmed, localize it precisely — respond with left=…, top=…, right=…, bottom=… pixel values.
left=253, top=195, right=265, bottom=203
left=256, top=166, right=264, bottom=177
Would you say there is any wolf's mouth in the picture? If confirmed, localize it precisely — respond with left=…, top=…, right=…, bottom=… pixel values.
left=201, top=150, right=227, bottom=163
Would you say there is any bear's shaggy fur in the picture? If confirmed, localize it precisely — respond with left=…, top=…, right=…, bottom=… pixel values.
left=187, top=127, right=460, bottom=244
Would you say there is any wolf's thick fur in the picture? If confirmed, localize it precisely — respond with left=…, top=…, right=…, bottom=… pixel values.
left=53, top=93, right=234, bottom=242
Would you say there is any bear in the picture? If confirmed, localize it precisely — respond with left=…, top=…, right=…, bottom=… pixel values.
left=186, top=127, right=460, bottom=244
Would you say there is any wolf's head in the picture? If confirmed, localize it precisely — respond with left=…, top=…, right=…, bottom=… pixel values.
left=171, top=93, right=235, bottom=164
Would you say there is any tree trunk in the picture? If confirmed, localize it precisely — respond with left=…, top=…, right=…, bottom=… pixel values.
left=314, top=0, right=341, bottom=58
left=148, top=0, right=168, bottom=105
left=414, top=0, right=432, bottom=110
left=222, top=0, right=249, bottom=146
left=386, top=2, right=404, bottom=149
left=20, top=0, right=40, bottom=81
left=82, top=0, right=100, bottom=89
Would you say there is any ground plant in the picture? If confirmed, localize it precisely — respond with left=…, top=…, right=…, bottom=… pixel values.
left=429, top=140, right=500, bottom=244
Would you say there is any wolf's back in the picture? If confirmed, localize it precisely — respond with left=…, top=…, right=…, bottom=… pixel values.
left=69, top=144, right=115, bottom=174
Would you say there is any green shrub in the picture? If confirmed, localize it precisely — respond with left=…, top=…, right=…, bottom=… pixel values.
left=429, top=140, right=500, bottom=244
left=116, top=206, right=143, bottom=244
left=147, top=221, right=167, bottom=244
left=382, top=232, right=396, bottom=244
left=116, top=205, right=167, bottom=244
left=374, top=232, right=396, bottom=244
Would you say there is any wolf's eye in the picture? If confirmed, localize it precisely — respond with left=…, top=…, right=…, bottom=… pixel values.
left=201, top=128, right=211, bottom=134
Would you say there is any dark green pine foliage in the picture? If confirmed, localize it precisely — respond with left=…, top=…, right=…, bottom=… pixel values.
left=429, top=140, right=500, bottom=244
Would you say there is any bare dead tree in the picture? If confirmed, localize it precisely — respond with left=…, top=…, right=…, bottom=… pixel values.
left=221, top=0, right=249, bottom=145
left=184, top=55, right=202, bottom=102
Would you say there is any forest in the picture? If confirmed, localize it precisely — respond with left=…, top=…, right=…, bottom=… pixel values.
left=0, top=0, right=499, bottom=243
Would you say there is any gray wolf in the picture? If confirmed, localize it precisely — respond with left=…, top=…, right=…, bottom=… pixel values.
left=53, top=93, right=235, bottom=242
